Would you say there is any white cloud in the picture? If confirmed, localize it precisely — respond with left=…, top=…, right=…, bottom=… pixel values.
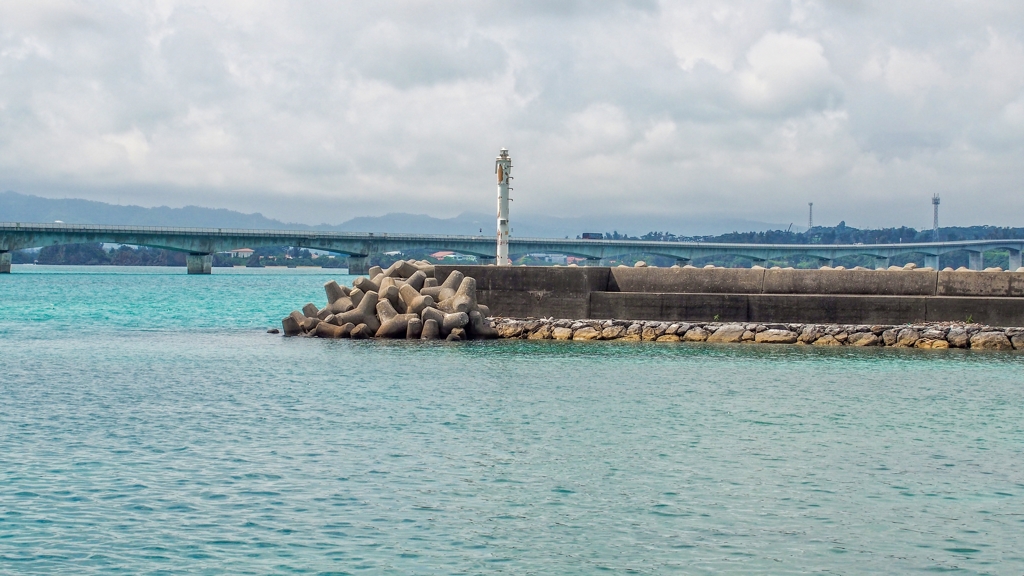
left=0, top=0, right=1023, bottom=229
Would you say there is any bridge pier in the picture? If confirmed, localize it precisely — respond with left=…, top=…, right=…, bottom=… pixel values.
left=478, top=256, right=497, bottom=266
left=675, top=258, right=690, bottom=267
left=925, top=255, right=939, bottom=269
left=1010, top=249, right=1022, bottom=271
left=347, top=255, right=370, bottom=275
left=186, top=253, right=213, bottom=274
left=875, top=257, right=889, bottom=270
left=583, top=257, right=602, bottom=267
left=968, top=251, right=984, bottom=271
left=0, top=251, right=10, bottom=273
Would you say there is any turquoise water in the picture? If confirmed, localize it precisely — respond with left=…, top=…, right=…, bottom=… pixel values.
left=2, top=266, right=1024, bottom=574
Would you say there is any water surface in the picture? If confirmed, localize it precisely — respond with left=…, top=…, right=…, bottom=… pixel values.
left=2, top=266, right=1023, bottom=574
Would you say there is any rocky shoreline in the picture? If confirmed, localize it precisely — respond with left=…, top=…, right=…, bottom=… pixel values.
left=490, top=317, right=1024, bottom=350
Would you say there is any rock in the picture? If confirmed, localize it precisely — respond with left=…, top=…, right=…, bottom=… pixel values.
left=573, top=327, right=602, bottom=340
left=380, top=281, right=402, bottom=312
left=302, top=303, right=319, bottom=318
left=376, top=313, right=416, bottom=338
left=682, top=327, right=709, bottom=342
left=350, top=323, right=373, bottom=339
left=282, top=314, right=302, bottom=336
left=903, top=262, right=917, bottom=270
left=441, top=312, right=470, bottom=335
left=882, top=329, right=898, bottom=346
left=337, top=290, right=381, bottom=333
left=834, top=332, right=849, bottom=343
left=915, top=339, right=949, bottom=349
left=407, top=294, right=435, bottom=316
left=894, top=328, right=920, bottom=348
left=847, top=332, right=879, bottom=346
left=552, top=327, right=574, bottom=340
left=755, top=329, right=798, bottom=344
left=267, top=328, right=280, bottom=334
left=741, top=330, right=755, bottom=342
left=634, top=261, right=647, bottom=267
left=496, top=321, right=525, bottom=339
left=329, top=297, right=354, bottom=314
left=656, top=334, right=681, bottom=342
left=422, top=270, right=464, bottom=302
left=395, top=260, right=422, bottom=278
left=970, top=331, right=1013, bottom=350
left=420, top=306, right=445, bottom=329
left=438, top=277, right=477, bottom=314
left=316, top=322, right=347, bottom=339
left=467, top=310, right=498, bottom=339
left=946, top=328, right=969, bottom=348
left=353, top=276, right=377, bottom=294
left=1011, top=334, right=1024, bottom=350
left=421, top=319, right=441, bottom=340
left=922, top=328, right=948, bottom=340
left=798, top=325, right=823, bottom=344
left=601, top=325, right=626, bottom=339
left=621, top=323, right=643, bottom=342
left=406, top=317, right=423, bottom=339
left=528, top=324, right=553, bottom=339
left=707, top=324, right=746, bottom=343
left=446, top=328, right=466, bottom=341
left=324, top=280, right=347, bottom=304
left=641, top=326, right=660, bottom=341
left=376, top=299, right=399, bottom=322
left=349, top=288, right=364, bottom=306
left=813, top=335, right=842, bottom=346
left=405, top=270, right=427, bottom=292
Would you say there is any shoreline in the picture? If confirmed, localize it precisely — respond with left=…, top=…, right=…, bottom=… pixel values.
left=490, top=317, right=1024, bottom=350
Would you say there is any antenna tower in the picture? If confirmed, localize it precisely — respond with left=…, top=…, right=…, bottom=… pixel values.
left=808, top=202, right=814, bottom=229
left=932, top=194, right=940, bottom=239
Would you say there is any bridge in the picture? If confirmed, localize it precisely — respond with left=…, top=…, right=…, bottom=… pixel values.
left=1, top=222, right=1021, bottom=273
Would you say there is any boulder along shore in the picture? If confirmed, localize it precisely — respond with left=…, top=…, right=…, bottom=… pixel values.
left=491, top=318, right=1024, bottom=350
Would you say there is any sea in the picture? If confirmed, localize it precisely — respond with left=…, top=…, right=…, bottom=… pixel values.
left=1, top=265, right=1023, bottom=574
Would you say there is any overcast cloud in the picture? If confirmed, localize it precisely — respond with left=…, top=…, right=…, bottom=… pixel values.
left=1, top=1, right=1023, bottom=230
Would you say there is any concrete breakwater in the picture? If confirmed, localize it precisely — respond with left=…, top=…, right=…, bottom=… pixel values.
left=280, top=260, right=498, bottom=340
left=435, top=265, right=1024, bottom=326
left=490, top=317, right=1024, bottom=350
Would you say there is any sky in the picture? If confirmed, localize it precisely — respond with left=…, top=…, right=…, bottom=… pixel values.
left=1, top=1, right=1023, bottom=231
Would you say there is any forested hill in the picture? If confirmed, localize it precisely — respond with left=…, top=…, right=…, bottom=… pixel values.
left=620, top=222, right=1024, bottom=244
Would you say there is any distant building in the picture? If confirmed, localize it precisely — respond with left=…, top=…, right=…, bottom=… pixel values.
left=430, top=251, right=474, bottom=261
left=227, top=248, right=254, bottom=258
left=581, top=233, right=603, bottom=239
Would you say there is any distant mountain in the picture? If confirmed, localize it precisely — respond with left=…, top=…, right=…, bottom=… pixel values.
left=0, top=191, right=791, bottom=237
left=0, top=191, right=308, bottom=230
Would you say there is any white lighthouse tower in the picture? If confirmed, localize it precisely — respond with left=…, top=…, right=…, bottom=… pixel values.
left=495, top=148, right=512, bottom=265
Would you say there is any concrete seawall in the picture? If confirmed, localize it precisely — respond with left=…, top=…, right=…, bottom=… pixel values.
left=435, top=266, right=1024, bottom=325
